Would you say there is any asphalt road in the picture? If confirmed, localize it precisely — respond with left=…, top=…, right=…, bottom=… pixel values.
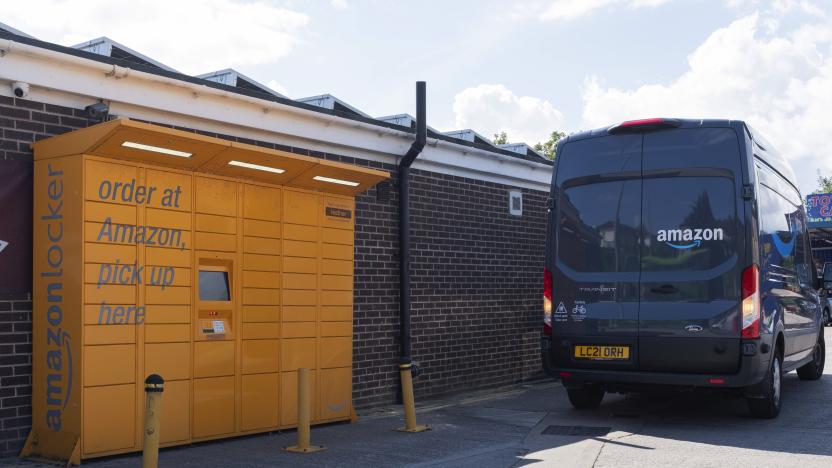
left=8, top=329, right=832, bottom=467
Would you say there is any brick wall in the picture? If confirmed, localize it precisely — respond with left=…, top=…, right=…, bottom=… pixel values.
left=0, top=96, right=547, bottom=456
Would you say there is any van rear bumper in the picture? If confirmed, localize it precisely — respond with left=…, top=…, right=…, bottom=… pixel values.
left=541, top=336, right=770, bottom=389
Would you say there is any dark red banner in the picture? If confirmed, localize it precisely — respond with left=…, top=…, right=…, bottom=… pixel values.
left=0, top=159, right=33, bottom=298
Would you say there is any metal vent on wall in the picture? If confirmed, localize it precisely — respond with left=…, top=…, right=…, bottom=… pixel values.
left=509, top=190, right=522, bottom=216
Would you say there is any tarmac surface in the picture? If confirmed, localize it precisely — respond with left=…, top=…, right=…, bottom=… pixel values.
left=6, top=328, right=832, bottom=467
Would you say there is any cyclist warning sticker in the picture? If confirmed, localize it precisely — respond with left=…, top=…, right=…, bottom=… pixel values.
left=554, top=301, right=568, bottom=322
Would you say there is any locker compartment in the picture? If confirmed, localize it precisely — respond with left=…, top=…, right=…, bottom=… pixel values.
left=146, top=246, right=191, bottom=267
left=282, top=289, right=317, bottom=306
left=283, top=306, right=316, bottom=322
left=84, top=284, right=135, bottom=305
left=321, top=274, right=352, bottom=291
left=319, top=337, right=352, bottom=369
left=321, top=259, right=351, bottom=276
left=322, top=227, right=353, bottom=245
left=194, top=341, right=235, bottom=378
left=322, top=243, right=353, bottom=261
left=195, top=177, right=236, bottom=216
left=321, top=290, right=353, bottom=307
left=195, top=232, right=236, bottom=252
left=242, top=288, right=280, bottom=305
left=145, top=324, right=190, bottom=343
left=243, top=219, right=281, bottom=239
left=319, top=367, right=352, bottom=420
left=195, top=213, right=237, bottom=234
left=85, top=201, right=136, bottom=224
left=159, top=380, right=190, bottom=444
left=242, top=373, right=279, bottom=431
left=83, top=384, right=135, bottom=454
left=242, top=323, right=280, bottom=340
left=322, top=197, right=355, bottom=229
left=85, top=304, right=145, bottom=326
left=242, top=339, right=279, bottom=374
left=242, top=305, right=279, bottom=323
left=282, top=322, right=316, bottom=338
left=85, top=243, right=136, bottom=264
left=283, top=256, right=317, bottom=274
left=283, top=224, right=318, bottom=241
left=144, top=169, right=192, bottom=212
left=283, top=240, right=317, bottom=258
left=84, top=160, right=137, bottom=203
left=283, top=191, right=320, bottom=226
left=146, top=285, right=191, bottom=305
left=146, top=343, right=190, bottom=380
left=143, top=267, right=191, bottom=287
left=280, top=370, right=317, bottom=426
left=320, top=321, right=352, bottom=338
left=243, top=184, right=281, bottom=221
left=243, top=271, right=280, bottom=289
left=85, top=325, right=135, bottom=345
left=193, top=377, right=235, bottom=438
left=144, top=305, right=190, bottom=324
left=146, top=207, right=191, bottom=230
left=282, top=273, right=316, bottom=290
left=321, top=306, right=352, bottom=322
left=243, top=253, right=280, bottom=272
left=281, top=338, right=316, bottom=371
left=83, top=344, right=135, bottom=386
left=243, top=236, right=280, bottom=255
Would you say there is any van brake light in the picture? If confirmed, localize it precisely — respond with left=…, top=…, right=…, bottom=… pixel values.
left=608, top=118, right=681, bottom=134
left=741, top=265, right=760, bottom=339
left=543, top=267, right=553, bottom=336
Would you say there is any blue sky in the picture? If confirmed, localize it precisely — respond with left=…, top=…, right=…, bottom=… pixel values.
left=3, top=0, right=831, bottom=194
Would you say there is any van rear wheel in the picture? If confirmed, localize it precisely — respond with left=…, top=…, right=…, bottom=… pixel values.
left=747, top=352, right=782, bottom=419
left=566, top=385, right=605, bottom=409
left=797, top=331, right=825, bottom=381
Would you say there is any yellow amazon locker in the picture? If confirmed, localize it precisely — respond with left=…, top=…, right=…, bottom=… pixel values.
left=23, top=119, right=387, bottom=464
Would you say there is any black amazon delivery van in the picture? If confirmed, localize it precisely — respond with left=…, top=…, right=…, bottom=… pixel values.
left=541, top=118, right=824, bottom=418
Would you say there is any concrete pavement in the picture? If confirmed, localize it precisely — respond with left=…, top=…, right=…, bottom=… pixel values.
left=7, top=329, right=832, bottom=467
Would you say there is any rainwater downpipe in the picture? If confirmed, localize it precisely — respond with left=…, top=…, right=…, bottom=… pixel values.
left=395, top=82, right=429, bottom=433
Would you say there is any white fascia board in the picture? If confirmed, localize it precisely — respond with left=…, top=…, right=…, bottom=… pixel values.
left=0, top=38, right=552, bottom=191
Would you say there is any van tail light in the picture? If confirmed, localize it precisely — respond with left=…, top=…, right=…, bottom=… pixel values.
left=741, top=264, right=761, bottom=339
left=608, top=118, right=681, bottom=134
left=543, top=267, right=553, bottom=336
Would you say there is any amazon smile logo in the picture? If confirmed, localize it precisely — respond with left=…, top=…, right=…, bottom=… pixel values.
left=656, top=227, right=724, bottom=250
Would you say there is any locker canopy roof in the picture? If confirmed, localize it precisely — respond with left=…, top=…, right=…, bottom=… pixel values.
left=32, top=118, right=389, bottom=196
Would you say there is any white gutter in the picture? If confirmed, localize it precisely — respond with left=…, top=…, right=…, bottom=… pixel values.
left=0, top=37, right=552, bottom=191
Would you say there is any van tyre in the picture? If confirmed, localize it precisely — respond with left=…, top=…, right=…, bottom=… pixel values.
left=566, top=385, right=605, bottom=409
left=747, top=352, right=782, bottom=419
left=797, top=331, right=825, bottom=381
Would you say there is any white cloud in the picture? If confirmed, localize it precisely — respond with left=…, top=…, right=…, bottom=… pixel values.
left=451, top=84, right=565, bottom=145
left=581, top=13, right=832, bottom=194
left=330, top=0, right=349, bottom=9
left=267, top=80, right=289, bottom=97
left=540, top=0, right=672, bottom=21
left=1, top=0, right=309, bottom=74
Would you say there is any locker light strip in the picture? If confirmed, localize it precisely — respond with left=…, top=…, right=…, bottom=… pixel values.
left=121, top=141, right=192, bottom=158
left=313, top=175, right=360, bottom=187
left=227, top=160, right=286, bottom=174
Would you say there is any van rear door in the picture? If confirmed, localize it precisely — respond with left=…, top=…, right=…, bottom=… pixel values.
left=638, top=128, right=744, bottom=374
left=552, top=134, right=642, bottom=370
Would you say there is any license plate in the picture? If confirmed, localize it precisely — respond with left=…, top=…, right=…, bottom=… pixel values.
left=574, top=345, right=630, bottom=360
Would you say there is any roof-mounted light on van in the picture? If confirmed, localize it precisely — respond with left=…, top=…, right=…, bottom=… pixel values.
left=607, top=118, right=682, bottom=134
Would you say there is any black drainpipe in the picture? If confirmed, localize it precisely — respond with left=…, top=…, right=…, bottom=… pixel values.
left=399, top=81, right=426, bottom=366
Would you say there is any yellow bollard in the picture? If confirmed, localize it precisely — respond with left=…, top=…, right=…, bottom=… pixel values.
left=142, top=374, right=164, bottom=468
left=283, top=368, right=326, bottom=453
left=396, top=362, right=429, bottom=432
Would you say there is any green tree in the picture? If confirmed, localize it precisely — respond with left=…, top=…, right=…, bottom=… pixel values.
left=492, top=131, right=508, bottom=145
left=817, top=171, right=832, bottom=194
left=534, top=130, right=566, bottom=160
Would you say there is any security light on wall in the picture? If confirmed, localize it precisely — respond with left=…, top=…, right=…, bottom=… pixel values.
left=509, top=190, right=522, bottom=216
